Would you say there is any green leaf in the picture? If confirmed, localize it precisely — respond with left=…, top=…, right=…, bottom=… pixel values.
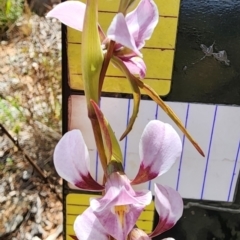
left=5, top=0, right=12, bottom=15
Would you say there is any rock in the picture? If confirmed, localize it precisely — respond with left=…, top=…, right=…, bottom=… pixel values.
left=1, top=40, right=8, bottom=46
left=9, top=190, right=16, bottom=197
left=32, top=236, right=41, bottom=240
left=45, top=224, right=63, bottom=240
left=10, top=78, right=20, bottom=84
left=22, top=170, right=31, bottom=181
left=31, top=223, right=43, bottom=237
left=0, top=196, right=7, bottom=203
left=32, top=62, right=39, bottom=70
left=9, top=215, right=23, bottom=232
left=25, top=232, right=33, bottom=240
left=0, top=184, right=5, bottom=193
left=40, top=191, right=47, bottom=197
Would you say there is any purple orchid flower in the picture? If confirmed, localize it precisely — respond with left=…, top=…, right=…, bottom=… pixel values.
left=54, top=120, right=183, bottom=240
left=46, top=0, right=159, bottom=79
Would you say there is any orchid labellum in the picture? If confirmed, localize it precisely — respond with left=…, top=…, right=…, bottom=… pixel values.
left=54, top=120, right=183, bottom=240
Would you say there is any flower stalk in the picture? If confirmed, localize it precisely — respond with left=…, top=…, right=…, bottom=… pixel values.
left=91, top=118, right=108, bottom=176
left=81, top=0, right=108, bottom=176
left=81, top=0, right=103, bottom=117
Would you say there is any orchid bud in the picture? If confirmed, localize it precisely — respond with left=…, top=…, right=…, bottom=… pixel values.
left=128, top=228, right=150, bottom=240
left=82, top=0, right=104, bottom=117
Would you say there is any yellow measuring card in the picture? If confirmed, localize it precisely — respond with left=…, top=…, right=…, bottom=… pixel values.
left=66, top=193, right=155, bottom=239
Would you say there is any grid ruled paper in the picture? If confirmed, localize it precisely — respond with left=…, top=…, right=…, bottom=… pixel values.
left=69, top=96, right=240, bottom=202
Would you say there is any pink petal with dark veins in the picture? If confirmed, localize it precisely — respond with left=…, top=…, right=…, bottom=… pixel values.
left=107, top=13, right=142, bottom=57
left=131, top=120, right=182, bottom=185
left=149, top=184, right=183, bottom=237
left=121, top=56, right=146, bottom=79
left=126, top=0, right=159, bottom=49
left=53, top=129, right=103, bottom=191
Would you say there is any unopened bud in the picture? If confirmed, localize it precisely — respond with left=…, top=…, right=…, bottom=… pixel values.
left=128, top=228, right=150, bottom=240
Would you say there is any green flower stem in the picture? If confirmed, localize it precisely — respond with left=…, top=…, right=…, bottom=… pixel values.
left=82, top=0, right=103, bottom=117
left=90, top=117, right=108, bottom=178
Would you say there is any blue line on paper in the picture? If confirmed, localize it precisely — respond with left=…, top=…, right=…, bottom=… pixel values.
left=227, top=140, right=240, bottom=201
left=201, top=105, right=218, bottom=199
left=155, top=103, right=159, bottom=120
left=123, top=99, right=131, bottom=170
left=176, top=103, right=190, bottom=191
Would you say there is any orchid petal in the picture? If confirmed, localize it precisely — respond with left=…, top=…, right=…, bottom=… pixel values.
left=122, top=57, right=146, bottom=79
left=91, top=172, right=152, bottom=240
left=119, top=68, right=141, bottom=140
left=126, top=0, right=159, bottom=49
left=107, top=13, right=142, bottom=57
left=53, top=130, right=104, bottom=191
left=74, top=207, right=108, bottom=240
left=111, top=56, right=141, bottom=141
left=46, top=1, right=86, bottom=31
left=131, top=120, right=182, bottom=185
left=149, top=184, right=183, bottom=237
left=129, top=228, right=151, bottom=240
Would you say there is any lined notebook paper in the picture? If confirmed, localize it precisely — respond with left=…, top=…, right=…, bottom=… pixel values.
left=69, top=96, right=240, bottom=202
